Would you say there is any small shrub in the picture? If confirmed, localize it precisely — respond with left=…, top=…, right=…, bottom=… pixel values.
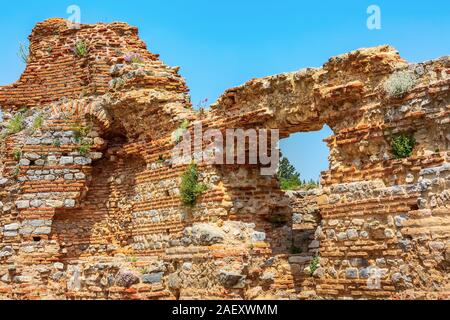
left=52, top=139, right=61, bottom=148
left=301, top=179, right=320, bottom=191
left=78, top=140, right=92, bottom=155
left=280, top=177, right=301, bottom=191
left=309, top=256, right=320, bottom=276
left=196, top=98, right=209, bottom=109
left=18, top=42, right=29, bottom=64
left=32, top=113, right=44, bottom=131
left=71, top=120, right=93, bottom=155
left=198, top=107, right=206, bottom=119
left=73, top=40, right=88, bottom=57
left=13, top=149, right=22, bottom=161
left=7, top=113, right=26, bottom=134
left=179, top=119, right=189, bottom=131
left=180, top=163, right=207, bottom=208
left=157, top=155, right=165, bottom=164
left=172, top=119, right=190, bottom=144
left=391, top=133, right=416, bottom=159
left=280, top=178, right=320, bottom=191
left=384, top=71, right=416, bottom=98
left=11, top=166, right=20, bottom=177
left=140, top=267, right=149, bottom=274
left=124, top=52, right=144, bottom=64
left=71, top=121, right=92, bottom=143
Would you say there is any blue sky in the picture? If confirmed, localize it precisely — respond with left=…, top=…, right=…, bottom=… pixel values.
left=0, top=1, right=448, bottom=180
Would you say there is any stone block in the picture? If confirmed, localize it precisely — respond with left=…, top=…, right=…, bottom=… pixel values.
left=115, top=270, right=140, bottom=288
left=142, top=272, right=163, bottom=284
left=4, top=223, right=20, bottom=231
left=218, top=270, right=246, bottom=288
left=60, top=156, right=74, bottom=165
left=46, top=200, right=64, bottom=208
left=64, top=199, right=76, bottom=208
left=34, top=227, right=51, bottom=235
left=190, top=224, right=225, bottom=245
left=15, top=200, right=30, bottom=209
left=346, top=268, right=359, bottom=279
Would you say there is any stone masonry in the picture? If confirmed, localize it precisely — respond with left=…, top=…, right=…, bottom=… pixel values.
left=0, top=19, right=449, bottom=300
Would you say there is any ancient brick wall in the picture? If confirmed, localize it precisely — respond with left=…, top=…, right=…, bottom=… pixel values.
left=0, top=19, right=448, bottom=300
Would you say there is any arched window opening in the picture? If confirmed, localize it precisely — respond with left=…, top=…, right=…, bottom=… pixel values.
left=278, top=125, right=333, bottom=190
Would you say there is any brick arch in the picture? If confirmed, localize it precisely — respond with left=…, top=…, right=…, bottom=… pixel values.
left=50, top=100, right=112, bottom=131
left=208, top=46, right=405, bottom=137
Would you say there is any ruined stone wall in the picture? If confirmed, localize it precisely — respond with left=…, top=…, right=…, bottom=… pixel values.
left=0, top=19, right=449, bottom=300
left=206, top=47, right=450, bottom=299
